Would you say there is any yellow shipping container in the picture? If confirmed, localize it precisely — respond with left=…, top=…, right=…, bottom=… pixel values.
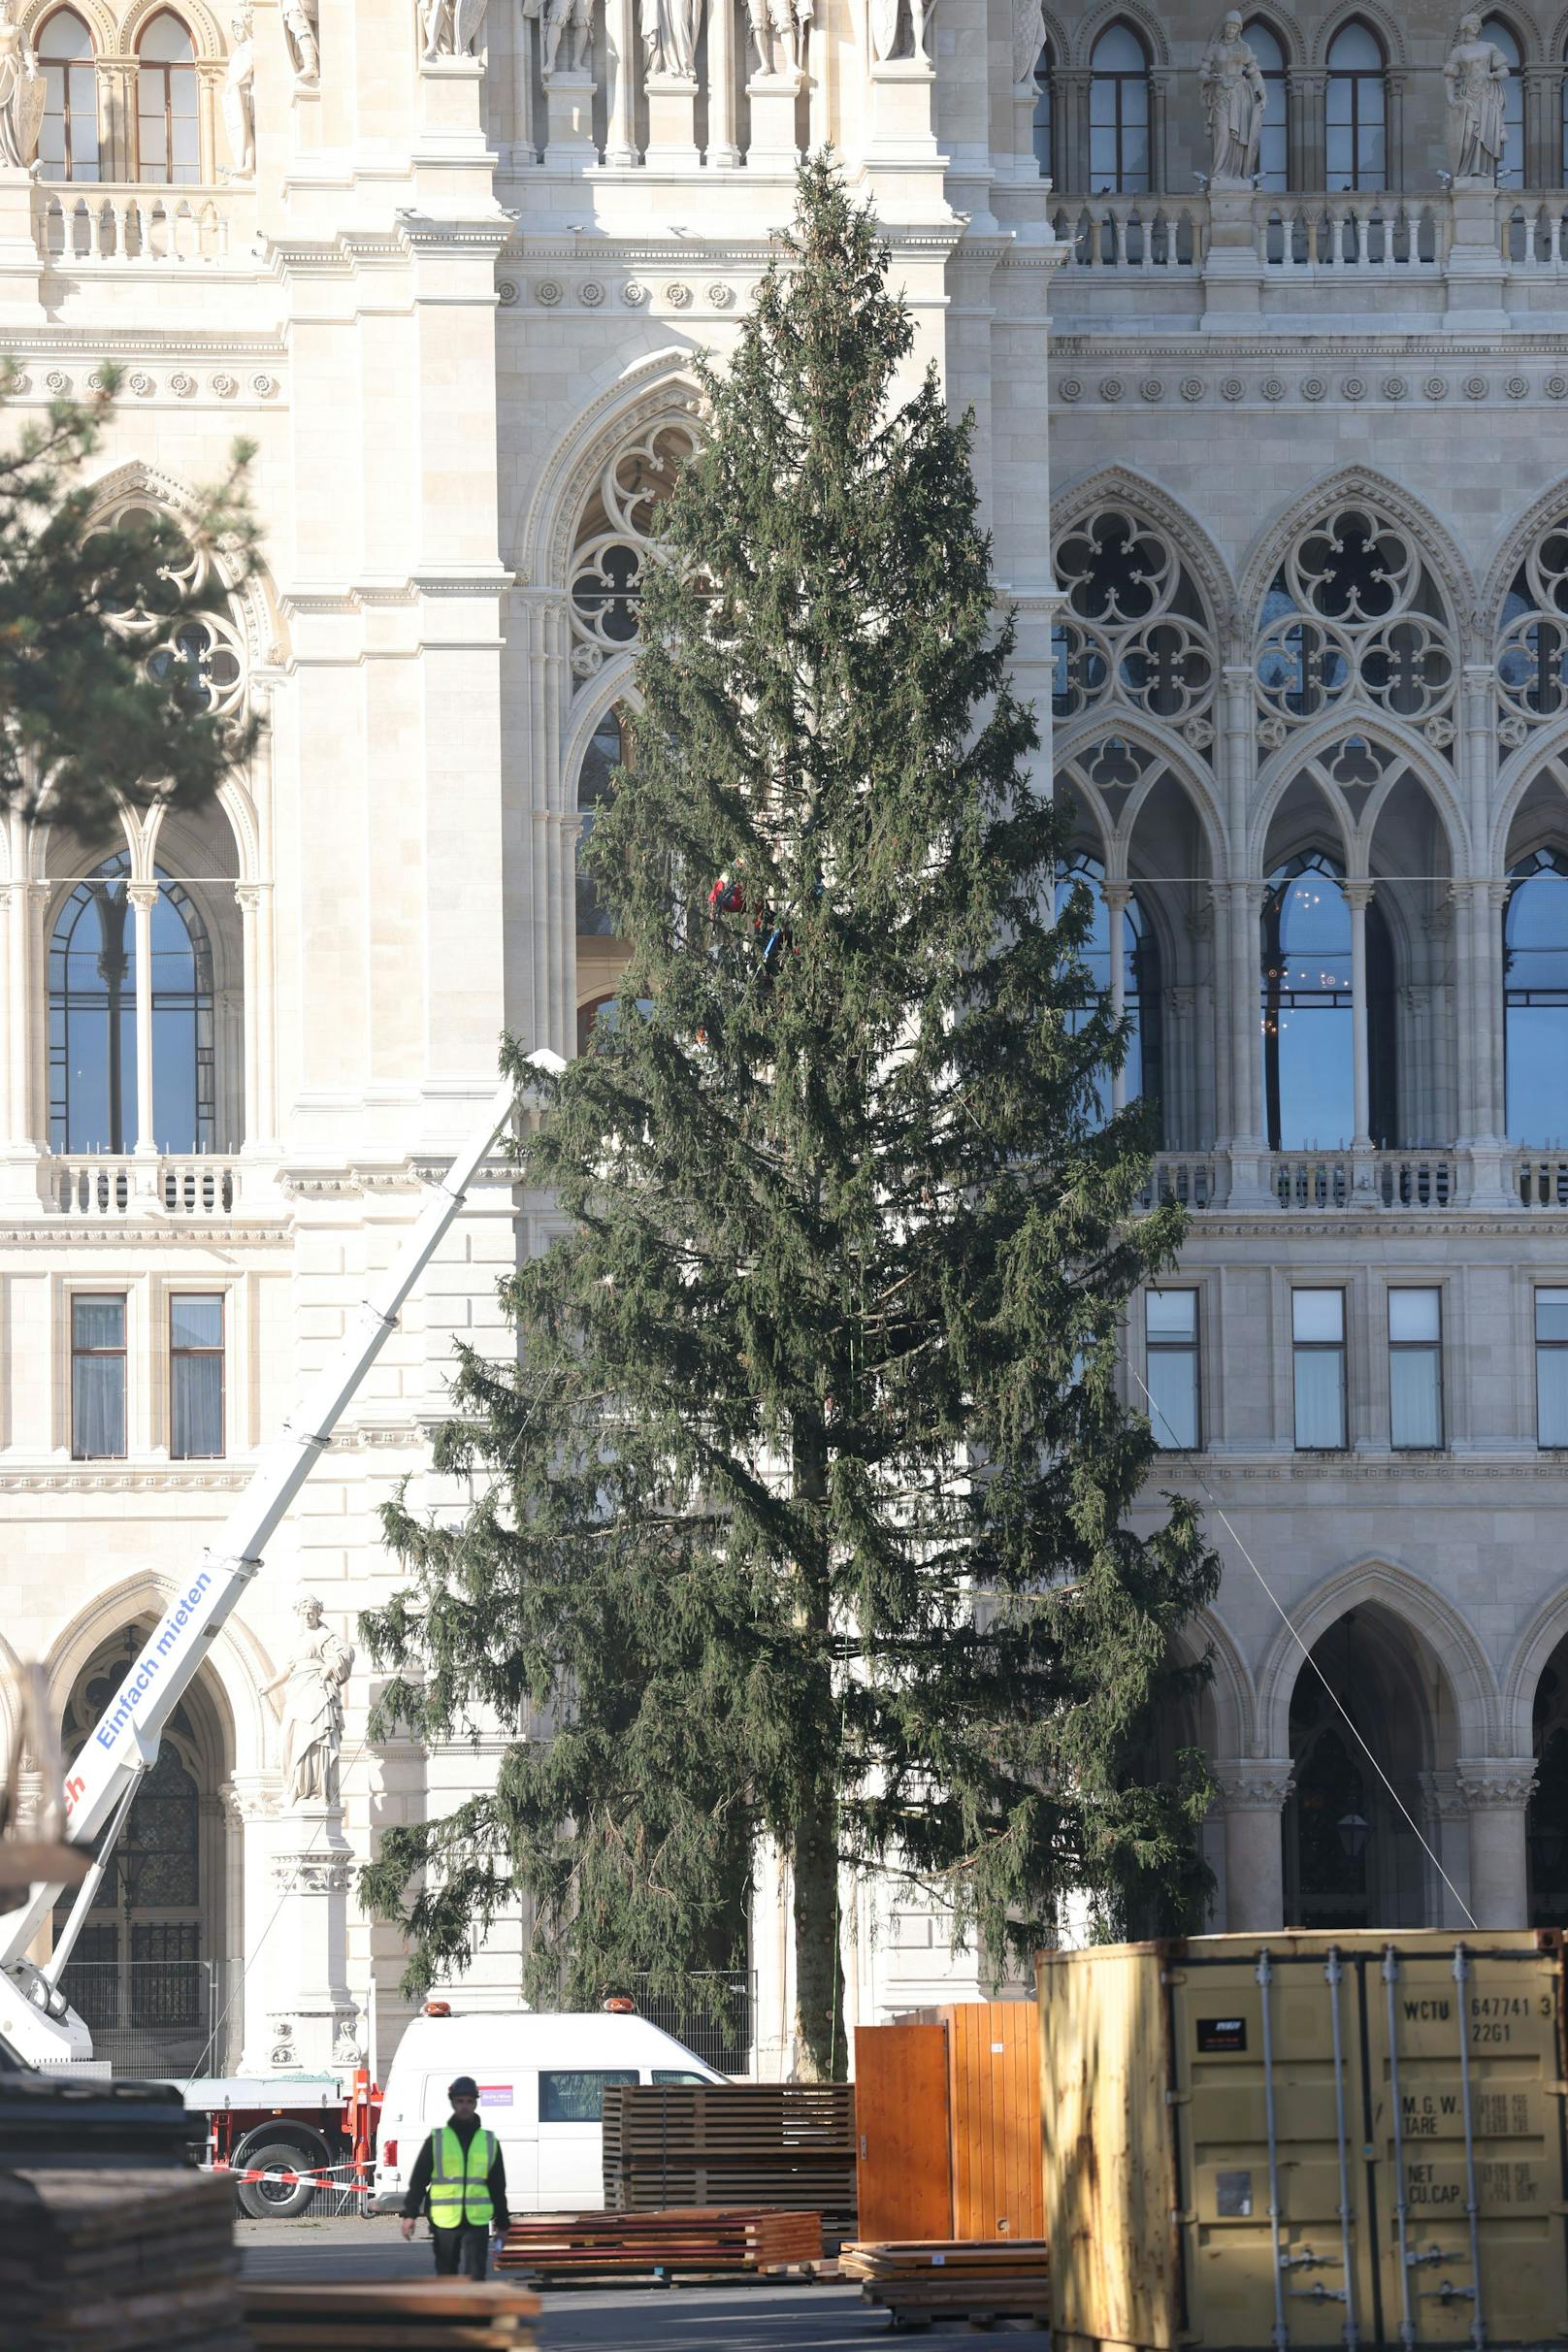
left=1038, top=1930, right=1568, bottom=2352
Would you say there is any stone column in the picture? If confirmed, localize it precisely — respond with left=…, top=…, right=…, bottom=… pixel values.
left=127, top=883, right=159, bottom=1168
left=1523, top=68, right=1554, bottom=191
left=1227, top=881, right=1267, bottom=1199
left=1386, top=69, right=1406, bottom=190
left=1104, top=883, right=1130, bottom=1115
left=1148, top=67, right=1171, bottom=191
left=1345, top=879, right=1374, bottom=1153
left=708, top=0, right=740, bottom=169
left=1457, top=1756, right=1537, bottom=1928
left=1289, top=70, right=1325, bottom=192
left=603, top=0, right=637, bottom=166
left=1419, top=1768, right=1473, bottom=1930
left=1214, top=1761, right=1293, bottom=1932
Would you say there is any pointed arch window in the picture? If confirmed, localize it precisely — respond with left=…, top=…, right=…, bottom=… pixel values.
left=137, top=12, right=199, bottom=186
left=1089, top=23, right=1151, bottom=193
left=49, top=855, right=215, bottom=1155
left=1032, top=42, right=1052, bottom=176
left=1325, top=21, right=1388, bottom=190
left=1261, top=852, right=1394, bottom=1150
left=38, top=10, right=99, bottom=182
left=1504, top=849, right=1568, bottom=1145
left=576, top=705, right=629, bottom=939
left=1058, top=854, right=1162, bottom=1126
left=1243, top=17, right=1288, bottom=189
left=1482, top=16, right=1522, bottom=186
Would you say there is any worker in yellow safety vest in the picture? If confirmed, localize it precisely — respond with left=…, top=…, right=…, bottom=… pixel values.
left=399, top=2074, right=510, bottom=2278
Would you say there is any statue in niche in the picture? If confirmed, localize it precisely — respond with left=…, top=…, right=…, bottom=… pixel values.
left=1198, top=11, right=1264, bottom=188
left=0, top=0, right=45, bottom=174
left=747, top=0, right=812, bottom=77
left=262, top=1593, right=354, bottom=1810
left=281, top=0, right=320, bottom=85
left=524, top=0, right=600, bottom=79
left=638, top=0, right=698, bottom=77
left=1011, top=0, right=1045, bottom=90
left=868, top=0, right=932, bottom=67
left=1444, top=11, right=1509, bottom=185
left=223, top=10, right=256, bottom=179
left=420, top=0, right=489, bottom=63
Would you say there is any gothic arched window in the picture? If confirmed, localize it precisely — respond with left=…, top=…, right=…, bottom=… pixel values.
left=49, top=856, right=215, bottom=1155
left=1089, top=23, right=1151, bottom=193
left=1243, top=17, right=1288, bottom=189
left=137, top=12, right=199, bottom=185
left=1254, top=499, right=1455, bottom=750
left=567, top=421, right=700, bottom=686
left=1032, top=42, right=1053, bottom=176
left=1504, top=848, right=1568, bottom=1145
left=1260, top=851, right=1394, bottom=1149
left=38, top=10, right=99, bottom=182
left=576, top=705, right=629, bottom=938
left=1497, top=515, right=1568, bottom=740
left=1325, top=20, right=1388, bottom=189
left=1053, top=504, right=1217, bottom=750
left=1482, top=16, right=1523, bottom=187
left=1058, top=853, right=1162, bottom=1123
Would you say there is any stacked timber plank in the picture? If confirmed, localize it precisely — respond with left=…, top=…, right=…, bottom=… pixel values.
left=244, top=2283, right=539, bottom=2349
left=603, top=2081, right=856, bottom=2235
left=842, top=2238, right=1051, bottom=2329
left=500, top=2205, right=822, bottom=2282
left=0, top=2166, right=242, bottom=2352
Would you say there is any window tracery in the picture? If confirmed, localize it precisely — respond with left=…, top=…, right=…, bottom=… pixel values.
left=90, top=501, right=247, bottom=722
left=567, top=420, right=700, bottom=685
left=1254, top=500, right=1456, bottom=750
left=1497, top=514, right=1568, bottom=740
left=1053, top=504, right=1217, bottom=752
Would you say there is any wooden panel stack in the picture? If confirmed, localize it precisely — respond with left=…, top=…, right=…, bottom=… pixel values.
left=499, top=2205, right=823, bottom=2281
left=602, top=2083, right=857, bottom=2237
left=244, top=2283, right=539, bottom=2350
left=0, top=2167, right=242, bottom=2352
left=890, top=1999, right=1044, bottom=2242
left=842, top=2238, right=1051, bottom=2328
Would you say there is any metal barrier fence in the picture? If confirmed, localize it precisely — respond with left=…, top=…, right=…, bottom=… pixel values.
left=631, top=1969, right=754, bottom=2075
left=55, top=1958, right=224, bottom=2077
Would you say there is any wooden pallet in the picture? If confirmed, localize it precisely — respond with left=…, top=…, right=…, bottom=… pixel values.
left=2, top=2166, right=240, bottom=2351
left=244, top=2282, right=539, bottom=2350
left=499, top=2204, right=823, bottom=2282
left=603, top=2083, right=858, bottom=2234
left=842, top=2238, right=1051, bottom=2330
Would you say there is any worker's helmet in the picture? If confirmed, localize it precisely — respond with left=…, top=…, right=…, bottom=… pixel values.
left=448, top=2074, right=479, bottom=2100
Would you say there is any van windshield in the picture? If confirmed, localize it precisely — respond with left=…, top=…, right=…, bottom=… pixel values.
left=539, top=2068, right=637, bottom=2123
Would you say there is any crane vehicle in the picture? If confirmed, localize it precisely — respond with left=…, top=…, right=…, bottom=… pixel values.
left=0, top=1053, right=565, bottom=2205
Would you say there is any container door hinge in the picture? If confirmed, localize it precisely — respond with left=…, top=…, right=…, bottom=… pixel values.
left=1165, top=2088, right=1192, bottom=2105
left=1173, top=2207, right=1197, bottom=2225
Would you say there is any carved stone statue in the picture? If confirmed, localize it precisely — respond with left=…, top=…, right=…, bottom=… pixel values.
left=419, top=0, right=489, bottom=63
left=638, top=0, right=698, bottom=76
left=746, top=0, right=811, bottom=75
left=868, top=0, right=932, bottom=66
left=223, top=10, right=256, bottom=179
left=262, top=1593, right=354, bottom=1810
left=524, top=0, right=599, bottom=78
left=0, top=1, right=46, bottom=174
left=281, top=0, right=319, bottom=85
left=1444, top=10, right=1509, bottom=185
left=1199, top=11, right=1264, bottom=188
left=1011, top=0, right=1045, bottom=89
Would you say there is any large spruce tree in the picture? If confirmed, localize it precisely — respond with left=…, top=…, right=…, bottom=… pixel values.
left=361, top=160, right=1218, bottom=2079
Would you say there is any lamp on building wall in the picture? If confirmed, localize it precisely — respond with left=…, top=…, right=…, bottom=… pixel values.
left=1337, top=1811, right=1370, bottom=1861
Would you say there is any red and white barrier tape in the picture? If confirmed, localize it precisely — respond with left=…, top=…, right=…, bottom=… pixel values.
left=212, top=2159, right=376, bottom=2192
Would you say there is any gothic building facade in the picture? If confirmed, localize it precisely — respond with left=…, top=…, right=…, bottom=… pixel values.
left=3, top=0, right=1568, bottom=2086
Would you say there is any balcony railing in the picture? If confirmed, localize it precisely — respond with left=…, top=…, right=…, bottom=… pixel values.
left=1050, top=188, right=1568, bottom=281
left=43, top=1154, right=241, bottom=1216
left=34, top=181, right=254, bottom=267
left=1143, top=1148, right=1568, bottom=1211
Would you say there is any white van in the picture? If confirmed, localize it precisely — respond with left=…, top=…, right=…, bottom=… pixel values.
left=372, top=2009, right=724, bottom=2215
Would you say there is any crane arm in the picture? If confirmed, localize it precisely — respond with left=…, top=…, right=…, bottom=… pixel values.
left=0, top=1054, right=563, bottom=1983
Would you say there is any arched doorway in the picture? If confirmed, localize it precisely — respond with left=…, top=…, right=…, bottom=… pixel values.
left=52, top=1621, right=233, bottom=2073
left=1529, top=1634, right=1568, bottom=1925
left=1285, top=1607, right=1454, bottom=1928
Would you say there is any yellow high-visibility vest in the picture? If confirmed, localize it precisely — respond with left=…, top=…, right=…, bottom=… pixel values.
left=427, top=2124, right=496, bottom=2228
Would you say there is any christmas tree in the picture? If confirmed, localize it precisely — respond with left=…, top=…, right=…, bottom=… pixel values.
left=361, top=159, right=1218, bottom=2080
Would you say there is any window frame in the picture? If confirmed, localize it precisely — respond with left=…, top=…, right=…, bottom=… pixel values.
left=1387, top=1286, right=1444, bottom=1452
left=1242, top=16, right=1290, bottom=190
left=37, top=8, right=100, bottom=184
left=135, top=12, right=201, bottom=188
left=71, top=1290, right=128, bottom=1461
left=1088, top=24, right=1152, bottom=195
left=169, top=1290, right=225, bottom=1460
left=1292, top=1286, right=1349, bottom=1453
left=1536, top=1287, right=1568, bottom=1449
left=1144, top=1288, right=1201, bottom=1453
left=1324, top=23, right=1388, bottom=192
left=1032, top=41, right=1052, bottom=178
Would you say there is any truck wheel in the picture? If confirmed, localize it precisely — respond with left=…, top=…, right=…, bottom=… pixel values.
left=234, top=2138, right=322, bottom=2219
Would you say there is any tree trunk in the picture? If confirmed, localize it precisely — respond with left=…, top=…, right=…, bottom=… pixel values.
left=792, top=1771, right=846, bottom=2080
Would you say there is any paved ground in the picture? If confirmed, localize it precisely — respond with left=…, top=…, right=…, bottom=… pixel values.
left=235, top=2216, right=1053, bottom=2346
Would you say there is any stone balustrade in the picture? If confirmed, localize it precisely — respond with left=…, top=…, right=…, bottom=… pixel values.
left=43, top=1155, right=241, bottom=1216
left=34, top=183, right=252, bottom=268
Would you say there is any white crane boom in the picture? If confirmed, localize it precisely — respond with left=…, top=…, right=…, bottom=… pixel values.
left=0, top=1054, right=563, bottom=2058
